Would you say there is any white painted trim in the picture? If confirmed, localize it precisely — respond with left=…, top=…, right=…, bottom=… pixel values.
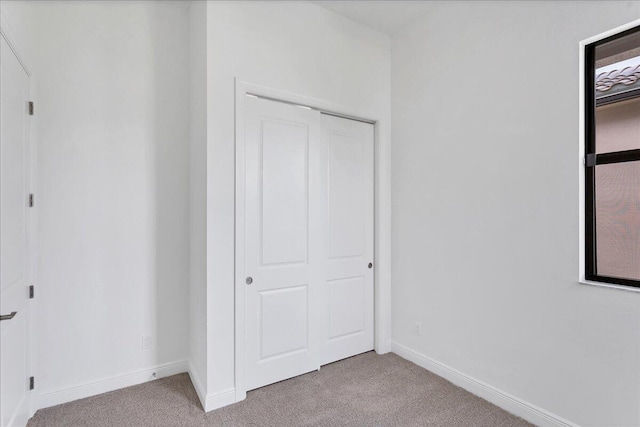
left=234, top=78, right=248, bottom=404
left=578, top=18, right=640, bottom=291
left=33, top=360, right=234, bottom=414
left=234, top=79, right=392, bottom=400
left=391, top=342, right=579, bottom=427
left=203, top=387, right=236, bottom=412
left=34, top=360, right=188, bottom=411
left=187, top=363, right=234, bottom=412
left=578, top=30, right=586, bottom=286
left=187, top=362, right=207, bottom=411
left=579, top=278, right=640, bottom=293
left=580, top=18, right=640, bottom=46
left=27, top=52, right=38, bottom=422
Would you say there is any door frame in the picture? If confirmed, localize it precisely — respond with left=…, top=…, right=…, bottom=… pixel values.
left=234, top=79, right=391, bottom=402
left=0, top=13, right=37, bottom=422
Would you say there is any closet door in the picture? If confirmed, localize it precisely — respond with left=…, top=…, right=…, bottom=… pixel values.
left=1, top=34, right=32, bottom=427
left=244, top=96, right=322, bottom=391
left=320, top=114, right=374, bottom=366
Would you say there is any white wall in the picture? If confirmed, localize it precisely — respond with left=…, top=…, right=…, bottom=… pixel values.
left=189, top=0, right=208, bottom=402
left=391, top=1, right=640, bottom=426
left=10, top=0, right=636, bottom=423
left=29, top=0, right=190, bottom=405
left=204, top=0, right=391, bottom=404
left=0, top=1, right=36, bottom=70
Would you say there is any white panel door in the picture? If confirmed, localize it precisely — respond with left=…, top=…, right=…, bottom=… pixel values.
left=244, top=96, right=322, bottom=390
left=320, top=114, right=374, bottom=366
left=1, top=35, right=32, bottom=427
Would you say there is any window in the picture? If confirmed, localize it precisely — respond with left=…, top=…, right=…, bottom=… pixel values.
left=584, top=25, right=640, bottom=288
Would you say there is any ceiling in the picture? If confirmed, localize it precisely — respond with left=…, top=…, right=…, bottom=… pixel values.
left=311, top=1, right=434, bottom=36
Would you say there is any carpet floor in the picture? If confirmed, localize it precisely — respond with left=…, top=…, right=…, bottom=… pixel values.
left=28, top=352, right=532, bottom=426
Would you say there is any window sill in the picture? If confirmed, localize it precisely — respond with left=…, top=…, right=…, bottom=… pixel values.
left=579, top=278, right=640, bottom=293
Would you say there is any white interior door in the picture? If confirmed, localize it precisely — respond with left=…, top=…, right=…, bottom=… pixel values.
left=243, top=95, right=322, bottom=391
left=242, top=95, right=374, bottom=391
left=320, top=114, right=374, bottom=365
left=1, top=35, right=32, bottom=427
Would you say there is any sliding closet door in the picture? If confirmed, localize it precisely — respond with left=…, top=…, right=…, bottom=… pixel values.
left=320, top=114, right=374, bottom=366
left=242, top=96, right=374, bottom=391
left=244, top=96, right=322, bottom=391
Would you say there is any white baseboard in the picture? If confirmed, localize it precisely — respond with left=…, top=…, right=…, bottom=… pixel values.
left=35, top=344, right=568, bottom=424
left=375, top=340, right=392, bottom=355
left=203, top=387, right=236, bottom=412
left=34, top=360, right=188, bottom=411
left=33, top=359, right=237, bottom=415
left=390, top=342, right=579, bottom=427
left=187, top=362, right=207, bottom=410
left=187, top=362, right=236, bottom=412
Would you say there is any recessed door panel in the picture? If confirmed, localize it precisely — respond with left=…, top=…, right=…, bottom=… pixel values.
left=328, top=277, right=365, bottom=340
left=328, top=133, right=365, bottom=260
left=259, top=285, right=308, bottom=360
left=261, top=120, right=309, bottom=266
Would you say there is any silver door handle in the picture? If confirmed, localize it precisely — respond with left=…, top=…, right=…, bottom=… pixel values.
left=0, top=311, right=17, bottom=321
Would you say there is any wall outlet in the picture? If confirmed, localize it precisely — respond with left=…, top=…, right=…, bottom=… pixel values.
left=414, top=321, right=422, bottom=336
left=142, top=335, right=152, bottom=350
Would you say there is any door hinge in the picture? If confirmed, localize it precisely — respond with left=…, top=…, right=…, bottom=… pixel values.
left=29, top=285, right=34, bottom=299
left=29, top=376, right=34, bottom=390
left=28, top=101, right=34, bottom=116
left=29, top=194, right=34, bottom=207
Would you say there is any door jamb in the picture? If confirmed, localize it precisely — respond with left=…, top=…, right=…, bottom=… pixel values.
left=234, top=79, right=391, bottom=402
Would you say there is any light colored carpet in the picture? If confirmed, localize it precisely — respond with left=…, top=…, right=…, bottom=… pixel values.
left=28, top=352, right=532, bottom=426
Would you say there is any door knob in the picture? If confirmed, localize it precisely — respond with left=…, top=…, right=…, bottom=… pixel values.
left=0, top=311, right=17, bottom=321
left=368, top=263, right=373, bottom=269
left=246, top=277, right=253, bottom=285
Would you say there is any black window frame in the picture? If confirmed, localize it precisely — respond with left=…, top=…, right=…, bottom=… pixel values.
left=584, top=25, right=640, bottom=289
